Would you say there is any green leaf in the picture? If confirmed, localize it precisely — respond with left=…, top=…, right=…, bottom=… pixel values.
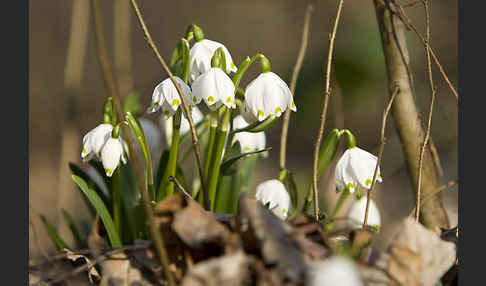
left=61, top=209, right=84, bottom=249
left=231, top=115, right=278, bottom=134
left=284, top=170, right=299, bottom=214
left=69, top=162, right=111, bottom=214
left=220, top=147, right=271, bottom=174
left=40, top=215, right=68, bottom=251
left=119, top=162, right=146, bottom=242
left=155, top=149, right=170, bottom=198
left=71, top=175, right=122, bottom=248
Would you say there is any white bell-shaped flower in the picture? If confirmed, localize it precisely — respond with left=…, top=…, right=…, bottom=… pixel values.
left=309, top=256, right=364, bottom=286
left=191, top=67, right=236, bottom=110
left=81, top=123, right=113, bottom=161
left=231, top=115, right=266, bottom=156
left=255, top=179, right=291, bottom=220
left=100, top=137, right=127, bottom=177
left=347, top=196, right=381, bottom=230
left=148, top=76, right=195, bottom=118
left=334, top=146, right=382, bottom=193
left=189, top=39, right=237, bottom=82
left=180, top=106, right=204, bottom=136
left=243, top=72, right=296, bottom=122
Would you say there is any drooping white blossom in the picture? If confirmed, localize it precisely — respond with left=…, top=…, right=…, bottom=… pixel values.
left=81, top=123, right=113, bottom=161
left=191, top=67, right=236, bottom=110
left=309, top=256, right=364, bottom=286
left=148, top=76, right=195, bottom=118
left=334, top=146, right=382, bottom=194
left=100, top=137, right=127, bottom=177
left=189, top=39, right=237, bottom=82
left=255, top=179, right=291, bottom=220
left=231, top=115, right=266, bottom=156
left=347, top=196, right=381, bottom=230
left=242, top=72, right=296, bottom=122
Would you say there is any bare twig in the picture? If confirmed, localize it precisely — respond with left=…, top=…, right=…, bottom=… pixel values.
left=280, top=4, right=313, bottom=170
left=169, top=176, right=194, bottom=201
left=363, top=85, right=399, bottom=229
left=311, top=0, right=345, bottom=221
left=394, top=2, right=458, bottom=104
left=409, top=180, right=457, bottom=217
left=129, top=0, right=209, bottom=211
left=90, top=1, right=175, bottom=285
left=415, top=0, right=436, bottom=221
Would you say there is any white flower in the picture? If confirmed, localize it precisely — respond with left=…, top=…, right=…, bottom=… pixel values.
left=243, top=72, right=296, bottom=122
left=231, top=115, right=266, bottom=156
left=180, top=106, right=204, bottom=136
left=189, top=39, right=237, bottom=82
left=309, top=256, right=364, bottom=286
left=81, top=123, right=113, bottom=161
left=255, top=179, right=291, bottom=220
left=148, top=76, right=195, bottom=118
left=191, top=67, right=236, bottom=110
left=101, top=137, right=127, bottom=177
left=347, top=196, right=381, bottom=230
left=334, top=146, right=382, bottom=193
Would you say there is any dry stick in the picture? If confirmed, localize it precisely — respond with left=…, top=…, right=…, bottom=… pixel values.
left=280, top=4, right=313, bottom=170
left=169, top=176, right=194, bottom=201
left=311, top=0, right=345, bottom=221
left=363, top=86, right=399, bottom=229
left=415, top=0, right=436, bottom=221
left=395, top=2, right=458, bottom=104
left=90, top=1, right=175, bottom=285
left=129, top=0, right=209, bottom=211
left=409, top=180, right=457, bottom=217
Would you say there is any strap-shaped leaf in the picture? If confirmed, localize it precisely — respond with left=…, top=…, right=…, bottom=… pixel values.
left=61, top=209, right=84, bottom=249
left=71, top=175, right=122, bottom=248
left=39, top=215, right=68, bottom=251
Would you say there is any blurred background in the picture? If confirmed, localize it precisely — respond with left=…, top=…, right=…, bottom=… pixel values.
left=29, top=0, right=457, bottom=257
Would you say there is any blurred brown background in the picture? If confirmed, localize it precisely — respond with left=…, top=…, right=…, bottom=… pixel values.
left=29, top=0, right=457, bottom=257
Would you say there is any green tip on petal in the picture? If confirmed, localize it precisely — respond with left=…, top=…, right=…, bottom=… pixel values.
left=258, top=109, right=265, bottom=118
left=347, top=183, right=354, bottom=190
left=81, top=148, right=87, bottom=155
left=172, top=99, right=180, bottom=107
left=275, top=107, right=282, bottom=114
left=105, top=168, right=112, bottom=176
left=226, top=96, right=231, bottom=103
left=365, top=178, right=372, bottom=187
left=193, top=96, right=197, bottom=103
left=208, top=96, right=214, bottom=103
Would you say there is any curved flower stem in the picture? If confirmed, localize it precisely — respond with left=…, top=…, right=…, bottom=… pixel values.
left=280, top=4, right=313, bottom=170
left=311, top=0, right=345, bottom=221
left=111, top=165, right=121, bottom=238
left=129, top=0, right=208, bottom=210
left=204, top=111, right=219, bottom=180
left=159, top=110, right=182, bottom=199
left=208, top=107, right=231, bottom=211
left=92, top=0, right=174, bottom=284
left=363, top=85, right=398, bottom=229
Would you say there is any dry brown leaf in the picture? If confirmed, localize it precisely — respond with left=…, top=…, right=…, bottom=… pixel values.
left=63, top=248, right=101, bottom=283
left=99, top=252, right=153, bottom=286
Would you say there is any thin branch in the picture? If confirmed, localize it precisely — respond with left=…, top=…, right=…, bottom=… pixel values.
left=129, top=0, right=209, bottom=211
left=169, top=176, right=194, bottom=201
left=280, top=4, right=313, bottom=170
left=363, top=85, right=399, bottom=229
left=90, top=2, right=175, bottom=285
left=394, top=2, right=458, bottom=104
left=409, top=180, right=457, bottom=217
left=311, top=0, right=345, bottom=221
left=415, top=0, right=436, bottom=221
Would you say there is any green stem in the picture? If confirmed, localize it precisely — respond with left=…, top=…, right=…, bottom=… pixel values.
left=112, top=165, right=121, bottom=238
left=278, top=168, right=288, bottom=182
left=208, top=107, right=231, bottom=211
left=204, top=111, right=219, bottom=180
left=157, top=109, right=182, bottom=200
left=329, top=188, right=350, bottom=220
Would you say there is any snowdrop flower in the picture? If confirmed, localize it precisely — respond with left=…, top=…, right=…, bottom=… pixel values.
left=243, top=71, right=296, bottom=122
left=180, top=106, right=204, bottom=136
left=231, top=115, right=266, bottom=156
left=81, top=123, right=113, bottom=161
left=347, top=196, right=381, bottom=230
left=255, top=179, right=291, bottom=220
left=334, top=146, right=382, bottom=194
left=101, top=136, right=127, bottom=177
left=148, top=76, right=195, bottom=118
left=309, top=256, right=364, bottom=286
left=191, top=67, right=236, bottom=110
left=189, top=39, right=237, bottom=82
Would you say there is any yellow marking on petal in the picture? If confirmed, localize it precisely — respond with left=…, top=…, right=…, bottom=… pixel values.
left=226, top=96, right=231, bottom=103
left=365, top=178, right=372, bottom=187
left=82, top=148, right=87, bottom=155
left=275, top=107, right=282, bottom=114
left=231, top=62, right=236, bottom=69
left=291, top=101, right=296, bottom=109
left=282, top=208, right=287, bottom=214
left=208, top=96, right=214, bottom=103
left=193, top=96, right=197, bottom=103
left=244, top=147, right=250, bottom=152
left=105, top=168, right=111, bottom=176
left=172, top=99, right=179, bottom=107
left=347, top=183, right=354, bottom=190
left=258, top=109, right=264, bottom=118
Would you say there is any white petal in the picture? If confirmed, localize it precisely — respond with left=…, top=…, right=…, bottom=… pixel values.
left=82, top=124, right=113, bottom=160
left=347, top=147, right=381, bottom=189
left=231, top=115, right=266, bottom=155
left=180, top=106, right=204, bottom=135
left=192, top=68, right=235, bottom=108
left=347, top=196, right=381, bottom=230
left=255, top=179, right=291, bottom=220
left=101, top=138, right=124, bottom=177
left=189, top=39, right=236, bottom=82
